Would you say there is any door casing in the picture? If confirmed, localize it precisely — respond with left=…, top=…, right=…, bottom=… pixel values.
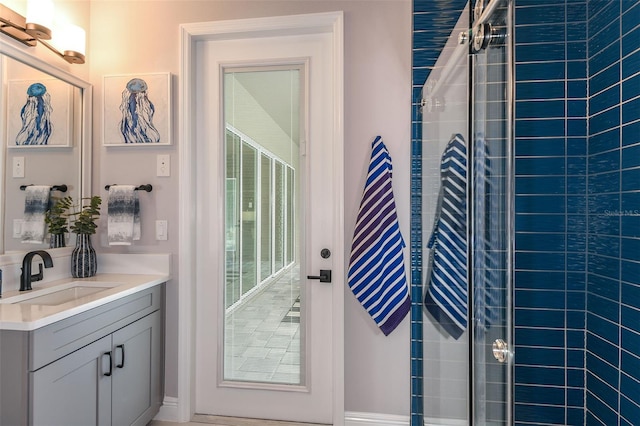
left=175, top=12, right=344, bottom=424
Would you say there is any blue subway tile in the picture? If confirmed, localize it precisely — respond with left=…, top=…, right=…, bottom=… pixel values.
left=588, top=253, right=621, bottom=281
left=588, top=234, right=620, bottom=258
left=568, top=118, right=587, bottom=136
left=622, top=121, right=640, bottom=147
left=568, top=60, right=588, bottom=79
left=516, top=62, right=565, bottom=81
left=516, top=289, right=566, bottom=309
left=568, top=252, right=588, bottom=272
left=516, top=138, right=566, bottom=156
left=622, top=143, right=640, bottom=168
left=514, top=345, right=565, bottom=367
left=621, top=395, right=640, bottom=426
left=622, top=305, right=640, bottom=334
left=568, top=310, right=586, bottom=329
left=621, top=350, right=640, bottom=383
left=589, top=0, right=621, bottom=40
left=567, top=213, right=588, bottom=233
left=623, top=49, right=640, bottom=79
left=590, top=85, right=621, bottom=115
left=622, top=25, right=640, bottom=57
left=590, top=106, right=620, bottom=135
left=623, top=1, right=640, bottom=33
left=516, top=251, right=566, bottom=271
left=516, top=366, right=565, bottom=386
left=516, top=100, right=566, bottom=119
left=516, top=119, right=566, bottom=138
left=589, top=19, right=621, bottom=57
left=568, top=80, right=588, bottom=98
left=587, top=373, right=619, bottom=414
left=516, top=195, right=566, bottom=213
left=515, top=308, right=565, bottom=328
left=568, top=288, right=587, bottom=308
left=590, top=41, right=620, bottom=76
left=623, top=73, right=640, bottom=102
left=567, top=195, right=588, bottom=214
left=621, top=214, right=640, bottom=238
left=587, top=273, right=620, bottom=301
left=587, top=351, right=619, bottom=389
left=590, top=63, right=620, bottom=96
left=516, top=4, right=566, bottom=25
left=568, top=348, right=585, bottom=368
left=568, top=407, right=585, bottom=425
left=622, top=238, right=640, bottom=261
left=587, top=312, right=619, bottom=343
left=568, top=329, right=585, bottom=348
left=568, top=137, right=588, bottom=155
left=588, top=173, right=620, bottom=195
left=517, top=81, right=566, bottom=100
left=589, top=212, right=620, bottom=235
left=516, top=43, right=566, bottom=62
left=621, top=371, right=640, bottom=407
left=623, top=96, right=640, bottom=124
left=568, top=99, right=587, bottom=117
left=568, top=22, right=587, bottom=42
left=568, top=42, right=587, bottom=61
left=587, top=332, right=620, bottom=366
left=590, top=127, right=620, bottom=154
left=516, top=175, right=566, bottom=194
left=515, top=270, right=566, bottom=290
left=589, top=150, right=621, bottom=176
left=516, top=24, right=565, bottom=44
left=516, top=156, right=566, bottom=175
left=622, top=259, right=640, bottom=284
left=567, top=271, right=587, bottom=290
left=515, top=403, right=566, bottom=423
left=516, top=384, right=566, bottom=405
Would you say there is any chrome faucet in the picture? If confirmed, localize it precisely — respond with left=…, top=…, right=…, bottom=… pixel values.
left=20, top=250, right=54, bottom=292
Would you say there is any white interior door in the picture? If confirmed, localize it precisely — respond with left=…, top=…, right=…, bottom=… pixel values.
left=192, top=14, right=343, bottom=424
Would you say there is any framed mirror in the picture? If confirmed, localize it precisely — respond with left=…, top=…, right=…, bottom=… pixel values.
left=0, top=38, right=92, bottom=255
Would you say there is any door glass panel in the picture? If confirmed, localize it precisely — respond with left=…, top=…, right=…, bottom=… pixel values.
left=471, top=0, right=513, bottom=424
left=223, top=67, right=303, bottom=385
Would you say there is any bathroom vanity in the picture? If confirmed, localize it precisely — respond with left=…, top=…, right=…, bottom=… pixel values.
left=0, top=274, right=167, bottom=426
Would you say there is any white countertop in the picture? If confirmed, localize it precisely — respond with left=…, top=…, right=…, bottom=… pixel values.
left=0, top=273, right=169, bottom=331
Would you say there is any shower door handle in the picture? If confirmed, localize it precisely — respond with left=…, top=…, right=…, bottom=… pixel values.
left=492, top=339, right=511, bottom=363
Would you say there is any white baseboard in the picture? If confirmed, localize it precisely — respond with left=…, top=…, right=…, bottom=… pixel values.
left=154, top=396, right=179, bottom=422
left=344, top=411, right=409, bottom=426
left=153, top=402, right=463, bottom=426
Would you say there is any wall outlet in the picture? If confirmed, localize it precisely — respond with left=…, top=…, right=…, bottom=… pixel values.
left=13, top=157, right=25, bottom=178
left=157, top=155, right=170, bottom=177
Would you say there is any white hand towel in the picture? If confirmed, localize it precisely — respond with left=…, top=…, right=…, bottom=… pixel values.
left=107, top=185, right=141, bottom=245
left=22, top=185, right=51, bottom=244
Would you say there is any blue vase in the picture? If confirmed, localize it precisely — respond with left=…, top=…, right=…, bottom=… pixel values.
left=71, top=234, right=97, bottom=278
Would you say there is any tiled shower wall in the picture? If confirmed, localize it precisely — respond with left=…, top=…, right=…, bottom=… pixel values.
left=413, top=0, right=640, bottom=424
left=585, top=1, right=640, bottom=424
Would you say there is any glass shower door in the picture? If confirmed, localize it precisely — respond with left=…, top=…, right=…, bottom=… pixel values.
left=469, top=0, right=513, bottom=424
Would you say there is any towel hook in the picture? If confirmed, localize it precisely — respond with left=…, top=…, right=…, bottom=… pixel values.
left=104, top=184, right=153, bottom=192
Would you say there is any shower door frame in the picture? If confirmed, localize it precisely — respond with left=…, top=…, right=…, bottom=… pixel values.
left=467, top=0, right=515, bottom=424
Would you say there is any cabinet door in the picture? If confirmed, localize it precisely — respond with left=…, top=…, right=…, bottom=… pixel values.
left=111, top=311, right=162, bottom=426
left=30, top=335, right=113, bottom=426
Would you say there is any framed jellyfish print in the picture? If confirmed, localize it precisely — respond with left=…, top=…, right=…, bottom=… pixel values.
left=103, top=72, right=172, bottom=146
left=6, top=79, right=72, bottom=148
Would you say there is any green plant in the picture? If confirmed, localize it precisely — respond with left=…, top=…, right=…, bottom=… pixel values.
left=45, top=196, right=73, bottom=235
left=69, top=196, right=102, bottom=235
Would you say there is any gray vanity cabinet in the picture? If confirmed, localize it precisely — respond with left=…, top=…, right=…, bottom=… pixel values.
left=0, top=283, right=165, bottom=426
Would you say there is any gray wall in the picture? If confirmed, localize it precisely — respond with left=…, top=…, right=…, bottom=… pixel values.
left=87, top=0, right=412, bottom=416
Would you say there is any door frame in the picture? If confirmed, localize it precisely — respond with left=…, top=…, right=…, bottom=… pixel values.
left=175, top=12, right=344, bottom=424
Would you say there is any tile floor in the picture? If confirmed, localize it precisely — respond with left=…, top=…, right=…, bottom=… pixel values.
left=224, top=266, right=302, bottom=384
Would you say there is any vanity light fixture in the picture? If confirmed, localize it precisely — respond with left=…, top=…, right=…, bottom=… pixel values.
left=0, top=1, right=85, bottom=64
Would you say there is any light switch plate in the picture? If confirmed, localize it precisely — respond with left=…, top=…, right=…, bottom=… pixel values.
left=157, top=155, right=170, bottom=177
left=13, top=219, right=23, bottom=238
left=155, top=220, right=168, bottom=240
left=13, top=157, right=25, bottom=178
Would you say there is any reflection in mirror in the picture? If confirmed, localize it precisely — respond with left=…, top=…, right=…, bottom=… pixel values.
left=0, top=40, right=91, bottom=255
left=222, top=66, right=303, bottom=385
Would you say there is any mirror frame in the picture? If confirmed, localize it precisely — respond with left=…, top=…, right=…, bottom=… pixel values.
left=0, top=37, right=92, bottom=261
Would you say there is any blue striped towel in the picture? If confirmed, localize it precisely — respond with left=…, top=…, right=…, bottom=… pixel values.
left=424, top=133, right=468, bottom=339
left=107, top=185, right=141, bottom=245
left=472, top=135, right=500, bottom=337
left=22, top=185, right=51, bottom=244
left=347, top=136, right=410, bottom=336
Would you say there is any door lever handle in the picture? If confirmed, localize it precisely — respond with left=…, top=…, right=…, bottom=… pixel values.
left=307, top=269, right=332, bottom=283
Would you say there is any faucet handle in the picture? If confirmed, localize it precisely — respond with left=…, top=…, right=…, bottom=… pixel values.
left=31, top=263, right=44, bottom=283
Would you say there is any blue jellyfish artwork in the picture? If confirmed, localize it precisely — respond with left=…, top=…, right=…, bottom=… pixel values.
left=119, top=78, right=161, bottom=143
left=15, top=82, right=53, bottom=146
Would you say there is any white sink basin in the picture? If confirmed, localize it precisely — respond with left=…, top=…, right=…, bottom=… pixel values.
left=0, top=281, right=123, bottom=306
